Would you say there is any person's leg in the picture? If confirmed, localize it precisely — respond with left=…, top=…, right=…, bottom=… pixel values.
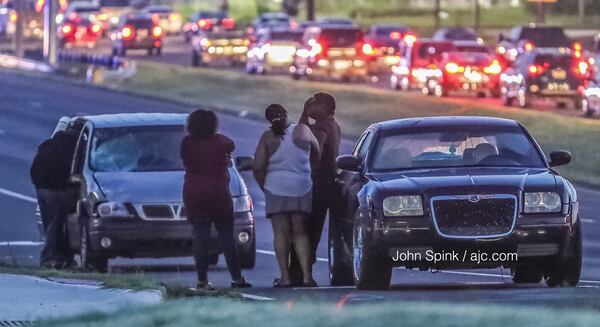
left=36, top=189, right=63, bottom=267
left=271, top=214, right=292, bottom=285
left=191, top=221, right=211, bottom=283
left=288, top=245, right=303, bottom=286
left=213, top=219, right=242, bottom=281
left=307, top=188, right=329, bottom=264
left=290, top=213, right=316, bottom=285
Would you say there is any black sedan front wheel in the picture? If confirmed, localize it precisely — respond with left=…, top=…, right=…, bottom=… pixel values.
left=80, top=221, right=108, bottom=273
left=545, top=222, right=582, bottom=287
left=352, top=214, right=391, bottom=290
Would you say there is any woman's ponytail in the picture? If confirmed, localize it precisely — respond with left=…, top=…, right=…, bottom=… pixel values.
left=265, top=104, right=289, bottom=138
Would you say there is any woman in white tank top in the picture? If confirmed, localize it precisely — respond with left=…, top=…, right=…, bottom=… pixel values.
left=253, top=104, right=321, bottom=287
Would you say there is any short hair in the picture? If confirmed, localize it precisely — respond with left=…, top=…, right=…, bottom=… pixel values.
left=187, top=109, right=218, bottom=139
left=313, top=92, right=336, bottom=115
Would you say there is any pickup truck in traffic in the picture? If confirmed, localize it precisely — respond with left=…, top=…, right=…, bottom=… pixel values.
left=191, top=30, right=249, bottom=67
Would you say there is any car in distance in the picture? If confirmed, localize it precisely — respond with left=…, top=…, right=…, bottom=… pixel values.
left=500, top=48, right=589, bottom=108
left=364, top=24, right=411, bottom=74
left=329, top=116, right=581, bottom=290
left=290, top=24, right=368, bottom=81
left=315, top=17, right=355, bottom=26
left=58, top=15, right=103, bottom=49
left=191, top=29, right=249, bottom=67
left=496, top=25, right=572, bottom=65
left=581, top=57, right=600, bottom=117
left=142, top=5, right=182, bottom=35
left=183, top=11, right=234, bottom=42
left=432, top=27, right=479, bottom=42
left=426, top=44, right=502, bottom=98
left=41, top=114, right=257, bottom=272
left=246, top=27, right=304, bottom=74
left=110, top=14, right=163, bottom=56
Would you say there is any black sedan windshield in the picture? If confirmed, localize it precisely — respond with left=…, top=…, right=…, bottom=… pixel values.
left=90, top=125, right=185, bottom=172
left=371, top=126, right=546, bottom=171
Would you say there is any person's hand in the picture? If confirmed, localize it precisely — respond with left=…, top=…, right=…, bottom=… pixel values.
left=300, top=98, right=312, bottom=124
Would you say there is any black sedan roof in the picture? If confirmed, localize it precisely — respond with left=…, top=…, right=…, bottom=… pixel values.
left=373, top=116, right=519, bottom=132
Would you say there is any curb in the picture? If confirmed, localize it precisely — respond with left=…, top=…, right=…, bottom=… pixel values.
left=0, top=54, right=54, bottom=73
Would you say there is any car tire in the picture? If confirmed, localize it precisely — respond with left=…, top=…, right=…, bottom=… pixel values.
left=191, top=51, right=200, bottom=67
left=352, top=213, right=392, bottom=290
left=545, top=222, right=582, bottom=288
left=147, top=48, right=153, bottom=56
left=239, top=230, right=256, bottom=269
left=501, top=94, right=514, bottom=107
left=291, top=72, right=301, bottom=80
left=329, top=218, right=354, bottom=286
left=119, top=48, right=126, bottom=57
left=208, top=254, right=219, bottom=265
left=111, top=48, right=118, bottom=57
left=156, top=47, right=162, bottom=56
left=582, top=99, right=593, bottom=117
left=80, top=221, right=108, bottom=273
left=511, top=265, right=542, bottom=283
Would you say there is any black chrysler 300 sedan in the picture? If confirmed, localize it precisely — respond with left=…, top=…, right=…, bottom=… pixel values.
left=328, top=116, right=581, bottom=290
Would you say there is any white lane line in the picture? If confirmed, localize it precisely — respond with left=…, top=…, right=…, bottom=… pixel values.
left=257, top=249, right=327, bottom=262
left=0, top=187, right=37, bottom=204
left=437, top=269, right=600, bottom=284
left=582, top=218, right=595, bottom=224
left=240, top=293, right=274, bottom=301
left=0, top=241, right=43, bottom=246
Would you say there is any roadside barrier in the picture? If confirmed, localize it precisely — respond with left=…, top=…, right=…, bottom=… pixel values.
left=58, top=50, right=126, bottom=70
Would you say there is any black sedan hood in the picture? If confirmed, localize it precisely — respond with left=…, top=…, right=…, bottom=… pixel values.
left=369, top=167, right=558, bottom=197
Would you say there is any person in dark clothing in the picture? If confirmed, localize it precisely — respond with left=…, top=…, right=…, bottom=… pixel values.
left=181, top=109, right=251, bottom=290
left=289, top=92, right=341, bottom=284
left=31, top=129, right=79, bottom=268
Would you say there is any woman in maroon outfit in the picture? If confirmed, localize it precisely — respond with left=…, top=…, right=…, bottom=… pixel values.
left=181, top=109, right=251, bottom=289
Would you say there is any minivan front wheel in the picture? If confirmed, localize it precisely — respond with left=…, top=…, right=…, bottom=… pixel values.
left=80, top=221, right=108, bottom=273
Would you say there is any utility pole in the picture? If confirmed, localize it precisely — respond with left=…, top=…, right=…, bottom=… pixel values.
left=578, top=0, right=585, bottom=25
left=474, top=0, right=480, bottom=31
left=306, top=0, right=314, bottom=21
left=535, top=2, right=545, bottom=24
left=434, top=0, right=441, bottom=29
left=43, top=0, right=57, bottom=65
left=13, top=0, right=24, bottom=57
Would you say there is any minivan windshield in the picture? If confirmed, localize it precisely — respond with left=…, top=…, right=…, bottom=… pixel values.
left=371, top=126, right=545, bottom=171
left=90, top=125, right=185, bottom=172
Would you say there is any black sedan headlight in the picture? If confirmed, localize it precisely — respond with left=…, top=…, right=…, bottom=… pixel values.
left=524, top=192, right=561, bottom=213
left=383, top=195, right=423, bottom=217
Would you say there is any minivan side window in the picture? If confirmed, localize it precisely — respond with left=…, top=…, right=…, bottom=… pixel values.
left=72, top=127, right=90, bottom=175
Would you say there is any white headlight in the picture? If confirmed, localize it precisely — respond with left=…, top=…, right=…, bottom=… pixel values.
left=97, top=202, right=130, bottom=217
left=383, top=195, right=423, bottom=217
left=524, top=192, right=561, bottom=213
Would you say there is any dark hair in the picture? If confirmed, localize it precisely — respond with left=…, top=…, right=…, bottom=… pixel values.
left=187, top=109, right=218, bottom=139
left=313, top=92, right=336, bottom=115
left=265, top=104, right=288, bottom=138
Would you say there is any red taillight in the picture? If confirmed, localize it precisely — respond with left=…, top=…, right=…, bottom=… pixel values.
left=483, top=59, right=502, bottom=75
left=90, top=24, right=101, bottom=34
left=362, top=43, right=374, bottom=56
left=403, top=33, right=417, bottom=45
left=290, top=20, right=298, bottom=29
left=528, top=64, right=545, bottom=76
left=390, top=31, right=401, bottom=40
left=445, top=62, right=464, bottom=74
left=121, top=25, right=134, bottom=40
left=151, top=14, right=160, bottom=24
left=198, top=19, right=212, bottom=30
left=573, top=42, right=583, bottom=52
left=308, top=39, right=323, bottom=55
left=61, top=24, right=74, bottom=36
left=222, top=17, right=235, bottom=30
left=152, top=26, right=163, bottom=38
left=68, top=12, right=78, bottom=21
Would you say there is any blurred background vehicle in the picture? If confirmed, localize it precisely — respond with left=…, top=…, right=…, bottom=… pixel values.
left=389, top=37, right=453, bottom=92
left=110, top=13, right=162, bottom=56
left=581, top=56, right=600, bottom=116
left=432, top=27, right=479, bottom=42
left=496, top=25, right=572, bottom=66
left=363, top=23, right=411, bottom=75
left=142, top=5, right=182, bottom=35
left=191, top=28, right=248, bottom=67
left=100, top=0, right=132, bottom=31
left=58, top=13, right=103, bottom=49
left=246, top=26, right=302, bottom=75
left=249, top=11, right=291, bottom=34
left=315, top=17, right=354, bottom=26
left=290, top=24, right=368, bottom=82
left=183, top=10, right=233, bottom=42
left=500, top=48, right=589, bottom=109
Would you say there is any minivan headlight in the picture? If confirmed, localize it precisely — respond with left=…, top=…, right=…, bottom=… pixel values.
left=97, top=202, right=130, bottom=217
left=233, top=195, right=252, bottom=213
left=383, top=195, right=423, bottom=217
left=524, top=192, right=561, bottom=213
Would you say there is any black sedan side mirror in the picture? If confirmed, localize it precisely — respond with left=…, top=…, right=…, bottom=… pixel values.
left=337, top=155, right=362, bottom=172
left=235, top=156, right=254, bottom=171
left=549, top=150, right=572, bottom=167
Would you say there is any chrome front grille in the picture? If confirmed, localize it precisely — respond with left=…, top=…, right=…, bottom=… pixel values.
left=430, top=194, right=517, bottom=239
left=135, top=204, right=186, bottom=220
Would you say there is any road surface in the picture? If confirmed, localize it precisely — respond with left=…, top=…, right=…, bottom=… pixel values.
left=1, top=70, right=600, bottom=308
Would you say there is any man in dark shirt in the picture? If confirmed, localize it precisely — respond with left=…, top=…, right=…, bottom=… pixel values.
left=289, top=92, right=341, bottom=283
left=31, top=130, right=79, bottom=268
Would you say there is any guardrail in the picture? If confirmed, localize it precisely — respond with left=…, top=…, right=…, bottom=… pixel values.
left=57, top=50, right=126, bottom=70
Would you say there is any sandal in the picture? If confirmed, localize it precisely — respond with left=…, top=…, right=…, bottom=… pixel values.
left=273, top=278, right=293, bottom=288
left=231, top=277, right=252, bottom=288
left=196, top=280, right=215, bottom=291
left=303, top=279, right=318, bottom=288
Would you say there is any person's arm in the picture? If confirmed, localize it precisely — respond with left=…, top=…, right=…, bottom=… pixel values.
left=252, top=132, right=269, bottom=190
left=305, top=127, right=321, bottom=180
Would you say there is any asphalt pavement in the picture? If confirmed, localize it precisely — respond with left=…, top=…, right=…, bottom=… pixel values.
left=2, top=70, right=600, bottom=309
